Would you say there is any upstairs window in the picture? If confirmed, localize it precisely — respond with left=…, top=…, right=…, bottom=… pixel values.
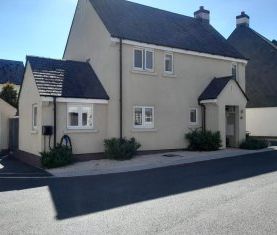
left=134, top=49, right=143, bottom=69
left=145, top=50, right=154, bottom=70
left=67, top=104, right=93, bottom=129
left=164, top=53, right=174, bottom=73
left=133, top=48, right=154, bottom=72
left=232, top=63, right=238, bottom=80
left=133, top=106, right=154, bottom=129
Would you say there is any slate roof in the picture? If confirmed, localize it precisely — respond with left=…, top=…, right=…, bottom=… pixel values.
left=0, top=59, right=24, bottom=85
left=26, top=56, right=109, bottom=100
left=228, top=26, right=277, bottom=108
left=89, top=0, right=245, bottom=60
left=199, top=76, right=248, bottom=101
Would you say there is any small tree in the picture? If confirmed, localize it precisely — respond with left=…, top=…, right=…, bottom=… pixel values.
left=0, top=83, right=18, bottom=107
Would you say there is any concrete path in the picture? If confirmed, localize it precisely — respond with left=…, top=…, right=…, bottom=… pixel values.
left=48, top=148, right=273, bottom=177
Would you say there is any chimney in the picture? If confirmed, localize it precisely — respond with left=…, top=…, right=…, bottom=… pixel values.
left=236, top=11, right=250, bottom=27
left=194, top=6, right=210, bottom=24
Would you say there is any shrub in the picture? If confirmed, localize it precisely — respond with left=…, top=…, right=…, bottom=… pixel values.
left=104, top=137, right=141, bottom=160
left=240, top=137, right=268, bottom=150
left=0, top=83, right=18, bottom=107
left=185, top=129, right=222, bottom=151
left=41, top=144, right=73, bottom=169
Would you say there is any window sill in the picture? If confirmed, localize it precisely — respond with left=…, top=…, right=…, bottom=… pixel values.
left=189, top=123, right=200, bottom=127
left=30, top=130, right=38, bottom=135
left=162, top=73, right=176, bottom=78
left=131, top=69, right=158, bottom=77
left=64, top=129, right=99, bottom=134
left=131, top=128, right=157, bottom=133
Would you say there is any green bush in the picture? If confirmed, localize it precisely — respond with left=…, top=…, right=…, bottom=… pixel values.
left=185, top=129, right=222, bottom=151
left=0, top=83, right=18, bottom=107
left=104, top=137, right=141, bottom=160
left=41, top=144, right=73, bottom=169
left=240, top=137, right=268, bottom=150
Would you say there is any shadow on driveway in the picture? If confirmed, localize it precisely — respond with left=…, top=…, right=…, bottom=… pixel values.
left=0, top=155, right=51, bottom=177
left=0, top=151, right=277, bottom=220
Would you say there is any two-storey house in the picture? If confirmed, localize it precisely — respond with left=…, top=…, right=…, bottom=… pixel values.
left=18, top=0, right=248, bottom=162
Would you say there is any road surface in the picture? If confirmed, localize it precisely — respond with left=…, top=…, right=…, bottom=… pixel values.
left=1, top=151, right=277, bottom=234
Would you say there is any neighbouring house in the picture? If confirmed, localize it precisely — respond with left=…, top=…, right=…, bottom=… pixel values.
left=0, top=59, right=24, bottom=93
left=228, top=12, right=277, bottom=139
left=18, top=0, right=248, bottom=161
left=0, top=98, right=17, bottom=153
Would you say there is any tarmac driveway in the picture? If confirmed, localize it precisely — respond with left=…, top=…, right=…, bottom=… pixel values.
left=0, top=155, right=51, bottom=178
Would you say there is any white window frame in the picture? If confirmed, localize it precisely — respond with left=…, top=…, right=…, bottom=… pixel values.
left=144, top=49, right=154, bottom=72
left=189, top=108, right=198, bottom=125
left=32, top=104, right=38, bottom=130
left=164, top=52, right=174, bottom=74
left=133, top=106, right=154, bottom=129
left=133, top=47, right=154, bottom=72
left=231, top=62, right=238, bottom=80
left=67, top=104, right=94, bottom=130
left=133, top=48, right=144, bottom=70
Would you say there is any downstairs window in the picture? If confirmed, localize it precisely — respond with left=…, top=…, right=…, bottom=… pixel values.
left=67, top=104, right=93, bottom=129
left=133, top=106, right=154, bottom=129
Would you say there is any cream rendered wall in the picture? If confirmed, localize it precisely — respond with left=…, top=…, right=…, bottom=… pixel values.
left=0, top=99, right=16, bottom=151
left=41, top=101, right=108, bottom=154
left=63, top=0, right=119, bottom=139
left=19, top=63, right=42, bottom=156
left=205, top=103, right=219, bottom=132
left=246, top=107, right=277, bottom=137
left=237, top=63, right=246, bottom=90
left=121, top=44, right=245, bottom=150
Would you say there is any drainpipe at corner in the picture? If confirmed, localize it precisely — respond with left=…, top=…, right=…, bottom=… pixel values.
left=53, top=96, right=57, bottom=148
left=199, top=100, right=206, bottom=132
left=119, top=38, right=123, bottom=140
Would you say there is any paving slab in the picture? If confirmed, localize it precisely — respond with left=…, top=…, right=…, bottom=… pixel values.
left=47, top=148, right=274, bottom=177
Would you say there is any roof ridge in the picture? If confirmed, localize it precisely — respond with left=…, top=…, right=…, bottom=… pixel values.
left=247, top=27, right=277, bottom=50
left=214, top=75, right=233, bottom=80
left=26, top=55, right=65, bottom=61
left=0, top=58, right=24, bottom=64
left=26, top=55, right=88, bottom=64
left=93, top=0, right=196, bottom=21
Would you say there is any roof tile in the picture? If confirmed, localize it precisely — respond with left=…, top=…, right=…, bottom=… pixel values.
left=0, top=59, right=24, bottom=85
left=228, top=26, right=277, bottom=108
left=27, top=56, right=109, bottom=100
left=89, top=0, right=245, bottom=59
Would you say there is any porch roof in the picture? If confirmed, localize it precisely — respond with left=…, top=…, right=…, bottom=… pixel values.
left=199, top=76, right=248, bottom=102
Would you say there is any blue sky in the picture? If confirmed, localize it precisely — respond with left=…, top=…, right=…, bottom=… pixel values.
left=1, top=0, right=276, bottom=62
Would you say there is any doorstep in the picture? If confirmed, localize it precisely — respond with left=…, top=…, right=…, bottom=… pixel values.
left=47, top=148, right=274, bottom=178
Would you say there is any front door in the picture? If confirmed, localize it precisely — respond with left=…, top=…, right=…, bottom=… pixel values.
left=226, top=106, right=236, bottom=147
